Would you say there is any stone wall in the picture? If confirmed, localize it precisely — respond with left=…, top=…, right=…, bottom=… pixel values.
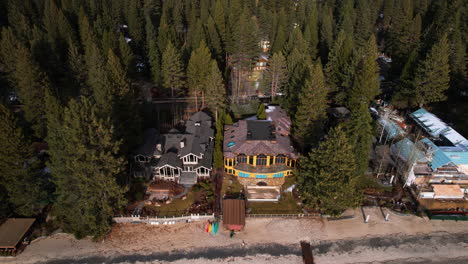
left=237, top=176, right=285, bottom=186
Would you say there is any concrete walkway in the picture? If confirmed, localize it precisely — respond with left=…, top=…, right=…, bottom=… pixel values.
left=171, top=186, right=190, bottom=199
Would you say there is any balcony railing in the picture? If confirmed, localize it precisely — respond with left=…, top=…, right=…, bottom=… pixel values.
left=234, top=163, right=291, bottom=173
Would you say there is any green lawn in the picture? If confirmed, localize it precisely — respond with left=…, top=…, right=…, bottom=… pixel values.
left=144, top=191, right=195, bottom=217
left=221, top=174, right=243, bottom=196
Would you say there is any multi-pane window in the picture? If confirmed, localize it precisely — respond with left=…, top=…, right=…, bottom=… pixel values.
left=255, top=174, right=267, bottom=179
left=183, top=155, right=197, bottom=163
left=275, top=154, right=286, bottom=164
left=256, top=154, right=267, bottom=166
left=237, top=154, right=247, bottom=164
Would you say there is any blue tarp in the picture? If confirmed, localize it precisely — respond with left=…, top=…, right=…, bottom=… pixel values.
left=420, top=138, right=455, bottom=170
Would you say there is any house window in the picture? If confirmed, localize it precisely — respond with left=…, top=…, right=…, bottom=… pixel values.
left=237, top=154, right=247, bottom=164
left=183, top=155, right=197, bottom=163
left=268, top=156, right=273, bottom=165
left=256, top=154, right=267, bottom=166
left=160, top=167, right=175, bottom=177
left=197, top=167, right=209, bottom=176
left=184, top=166, right=193, bottom=171
left=255, top=174, right=267, bottom=179
left=275, top=154, right=286, bottom=164
left=239, top=172, right=250, bottom=178
left=248, top=156, right=254, bottom=165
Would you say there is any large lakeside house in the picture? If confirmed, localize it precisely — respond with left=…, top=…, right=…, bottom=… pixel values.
left=133, top=112, right=214, bottom=186
left=223, top=105, right=298, bottom=201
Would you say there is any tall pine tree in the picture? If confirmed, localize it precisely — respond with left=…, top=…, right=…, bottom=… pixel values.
left=298, top=125, right=361, bottom=216
left=262, top=52, right=288, bottom=98
left=48, top=96, right=127, bottom=239
left=347, top=35, right=379, bottom=110
left=0, top=103, right=48, bottom=216
left=14, top=45, right=50, bottom=138
left=294, top=63, right=329, bottom=149
left=187, top=41, right=212, bottom=110
left=205, top=60, right=226, bottom=121
left=414, top=34, right=451, bottom=106
left=161, top=41, right=185, bottom=97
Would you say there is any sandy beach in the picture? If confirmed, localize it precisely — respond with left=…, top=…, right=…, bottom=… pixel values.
left=2, top=208, right=468, bottom=264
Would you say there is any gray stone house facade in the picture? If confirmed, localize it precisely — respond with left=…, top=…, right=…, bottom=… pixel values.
left=133, top=112, right=214, bottom=186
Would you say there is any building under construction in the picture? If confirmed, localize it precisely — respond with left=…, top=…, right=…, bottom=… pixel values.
left=388, top=108, right=468, bottom=215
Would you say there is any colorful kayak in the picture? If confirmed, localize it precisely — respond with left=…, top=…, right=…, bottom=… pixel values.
left=212, top=222, right=218, bottom=235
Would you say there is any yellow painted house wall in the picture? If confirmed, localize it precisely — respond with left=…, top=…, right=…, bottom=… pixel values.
left=223, top=156, right=297, bottom=179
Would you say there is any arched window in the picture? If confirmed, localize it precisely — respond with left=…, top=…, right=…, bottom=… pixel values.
left=237, top=154, right=247, bottom=164
left=256, top=154, right=267, bottom=166
left=275, top=154, right=286, bottom=164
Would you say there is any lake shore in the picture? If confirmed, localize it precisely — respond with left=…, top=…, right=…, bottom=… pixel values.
left=2, top=208, right=468, bottom=264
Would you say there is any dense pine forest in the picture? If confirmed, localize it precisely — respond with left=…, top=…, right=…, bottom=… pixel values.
left=0, top=0, right=466, bottom=238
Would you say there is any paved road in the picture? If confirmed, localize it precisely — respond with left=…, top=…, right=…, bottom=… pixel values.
left=37, top=232, right=468, bottom=264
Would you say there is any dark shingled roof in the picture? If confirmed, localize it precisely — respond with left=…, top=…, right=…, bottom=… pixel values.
left=222, top=199, right=246, bottom=226
left=156, top=152, right=182, bottom=168
left=134, top=128, right=159, bottom=157
left=199, top=141, right=214, bottom=168
left=151, top=111, right=214, bottom=170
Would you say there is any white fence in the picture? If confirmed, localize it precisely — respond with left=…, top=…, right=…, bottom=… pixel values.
left=113, top=213, right=215, bottom=224
left=246, top=213, right=321, bottom=218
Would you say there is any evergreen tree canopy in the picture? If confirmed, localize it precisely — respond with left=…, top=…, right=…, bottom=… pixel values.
left=47, top=96, right=127, bottom=239
left=298, top=125, right=361, bottom=217
left=205, top=60, right=226, bottom=120
left=347, top=35, right=379, bottom=111
left=345, top=102, right=374, bottom=176
left=262, top=52, right=288, bottom=98
left=187, top=40, right=212, bottom=109
left=162, top=41, right=185, bottom=97
left=414, top=34, right=451, bottom=106
left=0, top=103, right=48, bottom=216
left=294, top=63, right=329, bottom=148
left=13, top=45, right=50, bottom=138
left=325, top=30, right=355, bottom=105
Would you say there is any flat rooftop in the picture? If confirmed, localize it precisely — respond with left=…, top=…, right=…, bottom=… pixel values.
left=0, top=218, right=35, bottom=248
left=433, top=185, right=464, bottom=199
